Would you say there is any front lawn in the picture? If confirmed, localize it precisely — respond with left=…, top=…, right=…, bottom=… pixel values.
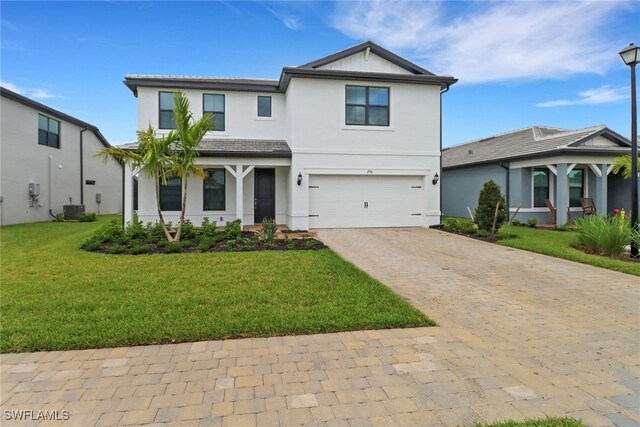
left=471, top=417, right=586, bottom=427
left=0, top=216, right=432, bottom=353
left=497, top=225, right=640, bottom=276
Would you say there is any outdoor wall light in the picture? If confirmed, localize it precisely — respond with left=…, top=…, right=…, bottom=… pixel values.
left=432, top=173, right=439, bottom=185
left=297, top=172, right=303, bottom=186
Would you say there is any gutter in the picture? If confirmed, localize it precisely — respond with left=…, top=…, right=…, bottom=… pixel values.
left=80, top=128, right=87, bottom=205
left=438, top=83, right=451, bottom=225
left=499, top=162, right=510, bottom=210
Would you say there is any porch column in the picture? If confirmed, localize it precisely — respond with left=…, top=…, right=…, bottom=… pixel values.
left=123, top=166, right=134, bottom=225
left=595, top=163, right=608, bottom=215
left=556, top=163, right=569, bottom=224
left=235, top=164, right=243, bottom=226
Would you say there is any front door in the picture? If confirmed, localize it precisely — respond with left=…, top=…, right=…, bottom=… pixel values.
left=254, top=168, right=275, bottom=223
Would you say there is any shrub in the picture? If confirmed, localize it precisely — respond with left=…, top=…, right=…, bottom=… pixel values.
left=93, top=220, right=123, bottom=243
left=527, top=217, right=537, bottom=228
left=555, top=224, right=571, bottom=232
left=496, top=231, right=517, bottom=240
left=55, top=213, right=65, bottom=222
left=305, top=239, right=318, bottom=249
left=197, top=237, right=216, bottom=252
left=106, top=244, right=126, bottom=254
left=511, top=219, right=522, bottom=227
left=474, top=180, right=507, bottom=232
left=129, top=244, right=150, bottom=255
left=201, top=217, right=218, bottom=238
left=224, top=220, right=242, bottom=240
left=179, top=240, right=193, bottom=249
left=81, top=238, right=102, bottom=252
left=259, top=218, right=278, bottom=244
left=443, top=217, right=476, bottom=234
left=475, top=229, right=491, bottom=238
left=163, top=242, right=182, bottom=253
left=146, top=222, right=166, bottom=243
left=124, top=219, right=147, bottom=242
left=78, top=212, right=97, bottom=222
left=180, top=219, right=196, bottom=240
left=575, top=215, right=631, bottom=256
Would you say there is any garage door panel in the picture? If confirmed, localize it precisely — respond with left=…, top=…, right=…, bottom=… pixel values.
left=308, top=175, right=424, bottom=228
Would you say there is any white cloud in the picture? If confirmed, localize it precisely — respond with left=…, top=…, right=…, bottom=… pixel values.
left=536, top=85, right=629, bottom=107
left=268, top=7, right=302, bottom=31
left=332, top=1, right=631, bottom=83
left=0, top=81, right=61, bottom=99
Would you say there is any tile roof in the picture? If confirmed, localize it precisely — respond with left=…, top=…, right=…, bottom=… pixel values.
left=121, top=139, right=291, bottom=158
left=443, top=125, right=631, bottom=168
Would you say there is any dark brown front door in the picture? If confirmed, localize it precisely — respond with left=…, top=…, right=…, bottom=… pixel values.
left=254, top=168, right=275, bottom=223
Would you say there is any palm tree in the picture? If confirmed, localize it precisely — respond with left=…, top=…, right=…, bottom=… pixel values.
left=612, top=154, right=640, bottom=180
left=98, top=91, right=213, bottom=242
left=167, top=92, right=213, bottom=242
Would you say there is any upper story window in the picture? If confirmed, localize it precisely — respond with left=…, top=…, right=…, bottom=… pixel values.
left=569, top=169, right=584, bottom=207
left=38, top=114, right=60, bottom=149
left=159, top=175, right=182, bottom=211
left=203, top=94, right=225, bottom=131
left=345, top=85, right=389, bottom=126
left=257, top=96, right=272, bottom=117
left=203, top=168, right=225, bottom=211
left=532, top=168, right=550, bottom=208
left=159, top=92, right=176, bottom=129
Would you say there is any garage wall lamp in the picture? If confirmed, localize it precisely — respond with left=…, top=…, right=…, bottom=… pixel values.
left=297, top=172, right=303, bottom=186
left=432, top=173, right=439, bottom=185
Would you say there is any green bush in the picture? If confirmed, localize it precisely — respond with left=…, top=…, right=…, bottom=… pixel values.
left=78, top=212, right=97, bottom=222
left=106, top=244, right=126, bottom=254
left=556, top=224, right=571, bottom=232
left=163, top=242, right=182, bottom=253
left=129, top=244, right=150, bottom=255
left=124, top=219, right=147, bottom=241
left=496, top=231, right=517, bottom=240
left=94, top=220, right=123, bottom=243
left=179, top=219, right=196, bottom=240
left=575, top=215, right=631, bottom=256
left=200, top=217, right=218, bottom=238
left=443, top=217, right=476, bottom=234
left=146, top=222, right=166, bottom=243
left=224, top=219, right=242, bottom=240
left=511, top=219, right=522, bottom=227
left=55, top=213, right=65, bottom=222
left=305, top=239, right=318, bottom=249
left=179, top=239, right=193, bottom=249
left=475, top=229, right=491, bottom=238
left=527, top=217, right=537, bottom=228
left=259, top=218, right=278, bottom=244
left=81, top=238, right=102, bottom=252
left=475, top=180, right=507, bottom=232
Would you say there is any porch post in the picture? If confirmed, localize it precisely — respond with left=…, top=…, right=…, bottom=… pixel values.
left=123, top=166, right=133, bottom=225
left=596, top=163, right=608, bottom=215
left=556, top=163, right=569, bottom=224
left=235, top=164, right=244, bottom=226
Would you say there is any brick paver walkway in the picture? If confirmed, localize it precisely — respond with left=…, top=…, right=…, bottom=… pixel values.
left=1, top=228, right=638, bottom=426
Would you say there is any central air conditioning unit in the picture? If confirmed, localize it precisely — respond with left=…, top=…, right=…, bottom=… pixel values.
left=63, top=205, right=85, bottom=220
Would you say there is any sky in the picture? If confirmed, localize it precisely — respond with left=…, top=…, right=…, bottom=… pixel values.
left=1, top=1, right=639, bottom=147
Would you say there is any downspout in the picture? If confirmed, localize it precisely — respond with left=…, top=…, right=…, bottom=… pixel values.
left=80, top=128, right=87, bottom=205
left=438, top=84, right=450, bottom=225
left=121, top=163, right=125, bottom=227
left=500, top=162, right=510, bottom=212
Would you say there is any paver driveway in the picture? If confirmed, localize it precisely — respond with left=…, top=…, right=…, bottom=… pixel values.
left=1, top=228, right=639, bottom=426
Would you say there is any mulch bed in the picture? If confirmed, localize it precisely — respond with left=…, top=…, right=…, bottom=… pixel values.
left=572, top=243, right=640, bottom=263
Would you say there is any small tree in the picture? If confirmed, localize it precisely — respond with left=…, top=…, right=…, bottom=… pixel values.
left=612, top=154, right=640, bottom=180
left=475, top=180, right=507, bottom=232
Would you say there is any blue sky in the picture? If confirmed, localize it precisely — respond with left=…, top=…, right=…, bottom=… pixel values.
left=1, top=1, right=639, bottom=147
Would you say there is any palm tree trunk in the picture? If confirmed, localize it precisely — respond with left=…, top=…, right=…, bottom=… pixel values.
left=154, top=172, right=174, bottom=242
left=174, top=176, right=189, bottom=242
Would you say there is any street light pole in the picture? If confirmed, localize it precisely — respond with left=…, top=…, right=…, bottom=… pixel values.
left=619, top=43, right=640, bottom=259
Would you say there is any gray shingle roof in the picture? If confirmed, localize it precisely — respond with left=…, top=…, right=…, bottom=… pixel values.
left=443, top=125, right=631, bottom=169
left=121, top=139, right=291, bottom=158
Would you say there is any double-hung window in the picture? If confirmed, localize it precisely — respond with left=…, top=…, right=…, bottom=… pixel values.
left=203, top=94, right=225, bottom=131
left=345, top=85, right=389, bottom=126
left=568, top=169, right=584, bottom=207
left=532, top=168, right=550, bottom=208
left=159, top=175, right=182, bottom=211
left=203, top=168, right=225, bottom=210
left=159, top=92, right=176, bottom=129
left=38, top=114, right=60, bottom=148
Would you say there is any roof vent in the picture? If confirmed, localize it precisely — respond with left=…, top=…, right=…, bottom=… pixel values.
left=468, top=149, right=474, bottom=155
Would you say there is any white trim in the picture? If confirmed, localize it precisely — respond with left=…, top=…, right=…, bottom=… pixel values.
left=292, top=149, right=440, bottom=157
left=607, top=164, right=614, bottom=175
left=531, top=167, right=554, bottom=208
left=254, top=117, right=276, bottom=122
left=546, top=164, right=557, bottom=175
left=588, top=164, right=602, bottom=177
left=341, top=126, right=396, bottom=132
left=510, top=207, right=549, bottom=213
left=224, top=165, right=237, bottom=178
left=242, top=165, right=255, bottom=178
left=304, top=167, right=430, bottom=176
left=511, top=154, right=626, bottom=169
left=196, top=157, right=291, bottom=166
left=567, top=163, right=577, bottom=174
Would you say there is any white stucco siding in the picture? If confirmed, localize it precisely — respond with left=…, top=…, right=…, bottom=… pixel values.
left=82, top=131, right=122, bottom=215
left=317, top=52, right=413, bottom=75
left=136, top=87, right=286, bottom=140
left=0, top=96, right=122, bottom=225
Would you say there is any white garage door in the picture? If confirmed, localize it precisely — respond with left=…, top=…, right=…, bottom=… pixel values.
left=309, top=175, right=424, bottom=228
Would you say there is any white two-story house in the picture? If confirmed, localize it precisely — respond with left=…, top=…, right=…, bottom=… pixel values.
left=122, top=41, right=456, bottom=229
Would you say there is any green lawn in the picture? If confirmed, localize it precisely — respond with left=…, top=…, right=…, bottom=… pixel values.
left=498, top=225, right=640, bottom=276
left=0, top=216, right=432, bottom=353
left=470, top=417, right=586, bottom=427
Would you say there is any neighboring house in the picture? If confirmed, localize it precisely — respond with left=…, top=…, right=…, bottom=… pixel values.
left=0, top=87, right=123, bottom=225
left=121, top=41, right=456, bottom=229
left=442, top=125, right=633, bottom=225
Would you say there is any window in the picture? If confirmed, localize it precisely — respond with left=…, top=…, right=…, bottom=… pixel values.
left=203, top=168, right=225, bottom=210
left=257, top=96, right=272, bottom=117
left=159, top=92, right=176, bottom=129
left=203, top=94, right=225, bottom=131
left=159, top=175, right=182, bottom=211
left=569, top=169, right=584, bottom=207
left=345, top=85, right=389, bottom=126
left=38, top=114, right=60, bottom=148
left=533, top=168, right=550, bottom=208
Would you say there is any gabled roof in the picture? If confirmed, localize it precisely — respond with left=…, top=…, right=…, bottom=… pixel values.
left=0, top=86, right=112, bottom=148
left=124, top=41, right=457, bottom=96
left=121, top=139, right=291, bottom=158
left=443, top=125, right=631, bottom=169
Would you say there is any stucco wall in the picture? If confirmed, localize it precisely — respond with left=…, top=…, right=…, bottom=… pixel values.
left=0, top=96, right=122, bottom=225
